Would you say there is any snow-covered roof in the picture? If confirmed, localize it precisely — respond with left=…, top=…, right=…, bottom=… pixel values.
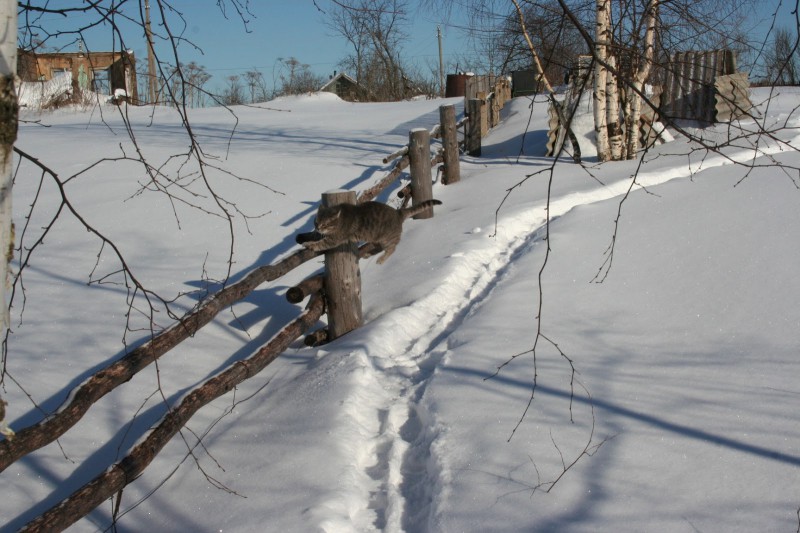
left=319, top=72, right=359, bottom=92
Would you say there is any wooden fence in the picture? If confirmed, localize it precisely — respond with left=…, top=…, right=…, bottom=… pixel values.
left=464, top=76, right=512, bottom=157
left=6, top=88, right=513, bottom=529
left=545, top=49, right=753, bottom=158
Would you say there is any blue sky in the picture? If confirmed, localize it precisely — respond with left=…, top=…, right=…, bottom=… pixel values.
left=23, top=0, right=795, bottom=92
left=153, top=0, right=792, bottom=76
left=26, top=1, right=472, bottom=92
left=173, top=1, right=468, bottom=79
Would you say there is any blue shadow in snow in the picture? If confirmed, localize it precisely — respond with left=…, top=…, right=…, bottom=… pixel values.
left=444, top=365, right=800, bottom=467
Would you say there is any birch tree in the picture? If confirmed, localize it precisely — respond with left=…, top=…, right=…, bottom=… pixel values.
left=594, top=0, right=658, bottom=160
left=424, top=0, right=787, bottom=433
left=622, top=0, right=658, bottom=158
left=593, top=0, right=610, bottom=160
left=0, top=0, right=16, bottom=438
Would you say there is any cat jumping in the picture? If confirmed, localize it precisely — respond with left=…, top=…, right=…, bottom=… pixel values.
left=297, top=199, right=442, bottom=264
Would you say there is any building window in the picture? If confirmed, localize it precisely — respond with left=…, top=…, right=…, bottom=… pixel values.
left=92, top=68, right=111, bottom=94
left=51, top=68, right=71, bottom=81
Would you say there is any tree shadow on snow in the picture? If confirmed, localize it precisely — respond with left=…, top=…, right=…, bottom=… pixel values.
left=443, top=363, right=800, bottom=467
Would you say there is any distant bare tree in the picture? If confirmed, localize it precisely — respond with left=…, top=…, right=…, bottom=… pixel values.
left=170, top=61, right=212, bottom=107
left=496, top=0, right=586, bottom=79
left=328, top=1, right=371, bottom=84
left=765, top=27, right=800, bottom=85
left=185, top=61, right=212, bottom=107
left=136, top=59, right=152, bottom=103
left=221, top=74, right=246, bottom=105
left=243, top=68, right=270, bottom=102
left=326, top=0, right=412, bottom=100
left=276, top=57, right=326, bottom=96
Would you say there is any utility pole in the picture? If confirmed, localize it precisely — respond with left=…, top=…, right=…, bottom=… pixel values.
left=145, top=0, right=157, bottom=103
left=437, top=25, right=445, bottom=97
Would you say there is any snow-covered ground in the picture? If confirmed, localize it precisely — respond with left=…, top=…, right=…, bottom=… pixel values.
left=2, top=88, right=799, bottom=532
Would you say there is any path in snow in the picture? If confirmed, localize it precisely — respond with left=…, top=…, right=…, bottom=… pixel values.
left=306, top=127, right=800, bottom=532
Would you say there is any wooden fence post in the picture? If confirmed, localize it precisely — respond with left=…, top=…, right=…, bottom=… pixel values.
left=465, top=98, right=482, bottom=157
left=439, top=104, right=460, bottom=185
left=408, top=128, right=434, bottom=219
left=490, top=94, right=500, bottom=129
left=322, top=190, right=362, bottom=339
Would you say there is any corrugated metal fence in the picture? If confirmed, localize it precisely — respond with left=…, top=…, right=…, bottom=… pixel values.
left=660, top=50, right=751, bottom=122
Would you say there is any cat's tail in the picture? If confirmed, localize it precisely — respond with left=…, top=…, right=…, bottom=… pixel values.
left=400, top=199, right=442, bottom=220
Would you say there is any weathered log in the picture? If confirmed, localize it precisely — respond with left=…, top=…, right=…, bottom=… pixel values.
left=0, top=247, right=321, bottom=473
left=465, top=98, right=482, bottom=156
left=304, top=328, right=329, bottom=347
left=396, top=183, right=412, bottom=199
left=408, top=128, right=434, bottom=220
left=400, top=153, right=445, bottom=203
left=383, top=120, right=441, bottom=162
left=382, top=145, right=408, bottom=164
left=439, top=104, right=460, bottom=185
left=286, top=273, right=324, bottom=304
left=357, top=155, right=409, bottom=204
left=322, top=191, right=362, bottom=339
left=360, top=137, right=446, bottom=205
left=492, top=95, right=501, bottom=128
left=20, top=293, right=325, bottom=533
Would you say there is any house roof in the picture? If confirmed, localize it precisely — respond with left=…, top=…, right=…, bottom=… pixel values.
left=320, top=72, right=359, bottom=92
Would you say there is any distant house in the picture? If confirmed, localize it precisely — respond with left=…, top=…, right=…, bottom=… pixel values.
left=320, top=72, right=369, bottom=102
left=17, top=48, right=138, bottom=104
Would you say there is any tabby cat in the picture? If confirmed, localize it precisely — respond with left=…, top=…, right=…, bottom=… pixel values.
left=299, top=199, right=442, bottom=264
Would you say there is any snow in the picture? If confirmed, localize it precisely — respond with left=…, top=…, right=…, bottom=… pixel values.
left=2, top=88, right=799, bottom=532
left=17, top=72, right=72, bottom=109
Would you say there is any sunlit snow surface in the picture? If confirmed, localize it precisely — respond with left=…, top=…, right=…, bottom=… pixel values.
left=3, top=88, right=799, bottom=532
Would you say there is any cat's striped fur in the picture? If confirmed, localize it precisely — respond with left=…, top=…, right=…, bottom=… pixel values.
left=301, top=199, right=442, bottom=264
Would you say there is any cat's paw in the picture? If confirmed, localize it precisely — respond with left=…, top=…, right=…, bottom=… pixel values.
left=296, top=231, right=323, bottom=245
left=303, top=240, right=325, bottom=251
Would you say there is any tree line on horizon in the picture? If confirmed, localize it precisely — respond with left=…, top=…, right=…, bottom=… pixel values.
left=17, top=0, right=800, bottom=108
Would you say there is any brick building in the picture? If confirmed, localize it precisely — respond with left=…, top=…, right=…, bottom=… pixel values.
left=17, top=49, right=138, bottom=102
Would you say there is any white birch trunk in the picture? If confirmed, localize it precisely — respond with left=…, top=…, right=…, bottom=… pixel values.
left=0, top=0, right=17, bottom=436
left=594, top=0, right=611, bottom=161
left=606, top=55, right=623, bottom=160
left=625, top=0, right=659, bottom=159
left=0, top=0, right=17, bottom=328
